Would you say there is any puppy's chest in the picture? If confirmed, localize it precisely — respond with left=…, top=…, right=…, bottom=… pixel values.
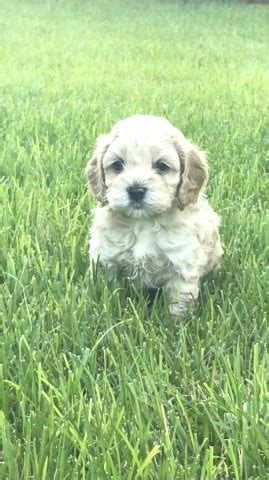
left=108, top=222, right=173, bottom=285
left=131, top=227, right=158, bottom=259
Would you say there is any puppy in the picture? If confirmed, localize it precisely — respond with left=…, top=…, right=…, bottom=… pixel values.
left=85, top=115, right=223, bottom=315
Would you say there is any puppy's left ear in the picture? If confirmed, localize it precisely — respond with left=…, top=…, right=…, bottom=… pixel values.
left=174, top=134, right=208, bottom=209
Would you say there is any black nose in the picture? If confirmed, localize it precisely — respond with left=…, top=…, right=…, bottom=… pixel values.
left=127, top=185, right=147, bottom=201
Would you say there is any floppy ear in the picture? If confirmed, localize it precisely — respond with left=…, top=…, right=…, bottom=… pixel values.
left=85, top=134, right=112, bottom=205
left=174, top=135, right=208, bottom=209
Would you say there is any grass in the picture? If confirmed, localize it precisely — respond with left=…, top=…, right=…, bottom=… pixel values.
left=0, top=0, right=268, bottom=478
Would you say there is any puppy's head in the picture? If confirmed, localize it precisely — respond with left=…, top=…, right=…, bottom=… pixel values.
left=85, top=115, right=208, bottom=217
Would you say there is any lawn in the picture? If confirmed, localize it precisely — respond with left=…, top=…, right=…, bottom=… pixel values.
left=0, top=0, right=268, bottom=478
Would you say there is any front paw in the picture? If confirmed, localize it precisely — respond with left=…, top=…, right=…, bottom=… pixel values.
left=169, top=302, right=184, bottom=317
left=168, top=295, right=196, bottom=317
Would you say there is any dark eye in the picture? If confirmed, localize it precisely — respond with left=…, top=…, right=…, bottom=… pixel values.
left=155, top=160, right=170, bottom=174
left=111, top=160, right=124, bottom=173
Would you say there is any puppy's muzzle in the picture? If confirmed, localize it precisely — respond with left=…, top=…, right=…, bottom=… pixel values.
left=127, top=185, right=147, bottom=202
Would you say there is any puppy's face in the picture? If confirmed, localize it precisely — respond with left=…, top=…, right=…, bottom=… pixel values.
left=103, top=134, right=180, bottom=217
left=86, top=115, right=208, bottom=217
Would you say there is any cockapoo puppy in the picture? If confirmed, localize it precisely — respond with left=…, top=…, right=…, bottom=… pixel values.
left=85, top=115, right=223, bottom=315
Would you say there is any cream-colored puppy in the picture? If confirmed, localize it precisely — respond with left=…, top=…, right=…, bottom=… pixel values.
left=85, top=115, right=223, bottom=315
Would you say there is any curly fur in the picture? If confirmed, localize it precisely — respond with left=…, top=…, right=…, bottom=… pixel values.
left=86, top=115, right=223, bottom=315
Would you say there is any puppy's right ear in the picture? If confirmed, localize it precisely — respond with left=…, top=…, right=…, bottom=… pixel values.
left=85, top=134, right=112, bottom=205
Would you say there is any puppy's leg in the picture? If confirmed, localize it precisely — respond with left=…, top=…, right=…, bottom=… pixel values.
left=164, top=275, right=200, bottom=316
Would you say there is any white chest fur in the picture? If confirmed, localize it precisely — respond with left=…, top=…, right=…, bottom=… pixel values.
left=89, top=201, right=222, bottom=288
left=91, top=211, right=167, bottom=285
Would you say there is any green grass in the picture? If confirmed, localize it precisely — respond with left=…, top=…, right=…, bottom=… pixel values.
left=0, top=0, right=268, bottom=478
